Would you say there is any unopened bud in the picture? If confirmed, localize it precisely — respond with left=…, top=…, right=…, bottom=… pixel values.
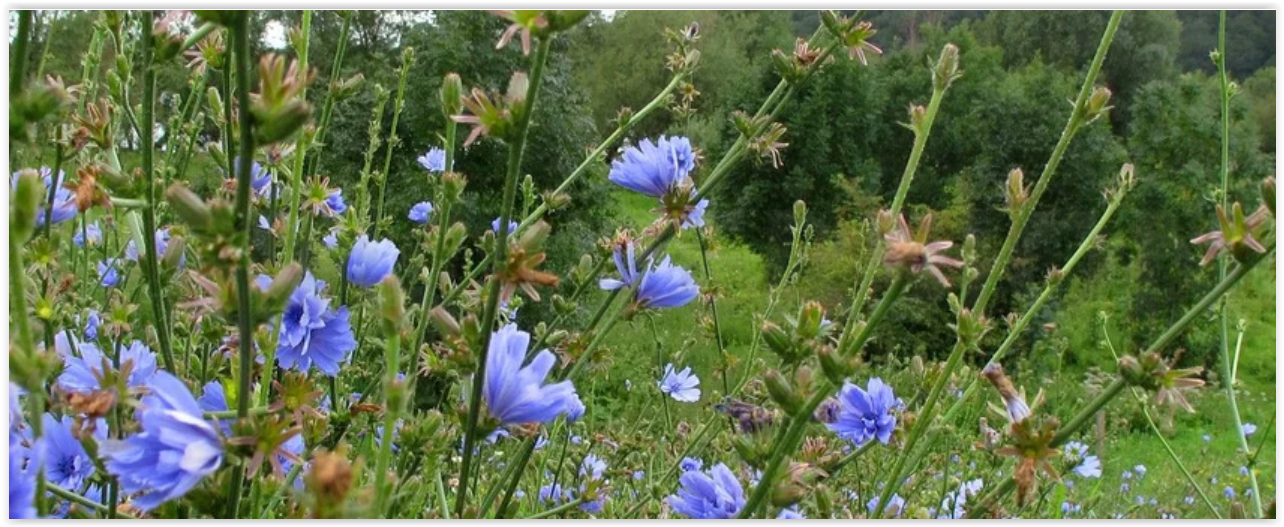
left=1083, top=86, right=1112, bottom=122
left=10, top=170, right=44, bottom=242
left=517, top=220, right=551, bottom=251
left=542, top=190, right=571, bottom=211
left=761, top=321, right=792, bottom=357
left=793, top=200, right=807, bottom=228
left=377, top=276, right=406, bottom=329
left=254, top=100, right=311, bottom=145
left=429, top=306, right=460, bottom=336
left=817, top=347, right=854, bottom=385
left=546, top=10, right=591, bottom=32
left=441, top=73, right=464, bottom=118
left=206, top=87, right=224, bottom=124
left=907, top=104, right=928, bottom=134
left=962, top=234, right=977, bottom=264
left=1005, top=168, right=1028, bottom=215
left=797, top=301, right=824, bottom=339
left=443, top=222, right=467, bottom=259
left=615, top=106, right=634, bottom=126
left=161, top=235, right=186, bottom=270
left=820, top=10, right=849, bottom=40
left=933, top=43, right=961, bottom=90
left=166, top=184, right=213, bottom=231
left=333, top=73, right=365, bottom=101
left=263, top=263, right=304, bottom=314
left=442, top=171, right=467, bottom=201
left=764, top=369, right=802, bottom=414
left=506, top=72, right=529, bottom=107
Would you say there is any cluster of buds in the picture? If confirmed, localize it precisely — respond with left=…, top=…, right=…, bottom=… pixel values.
left=1079, top=86, right=1113, bottom=125
left=1102, top=163, right=1136, bottom=205
left=252, top=54, right=315, bottom=145
left=1117, top=351, right=1204, bottom=412
left=496, top=220, right=559, bottom=303
left=453, top=72, right=528, bottom=147
left=1190, top=202, right=1271, bottom=266
left=761, top=301, right=836, bottom=368
left=11, top=75, right=74, bottom=138
left=819, top=11, right=882, bottom=65
left=664, top=22, right=702, bottom=73
left=932, top=43, right=962, bottom=91
left=151, top=10, right=190, bottom=63
left=771, top=461, right=828, bottom=507
left=771, top=38, right=829, bottom=85
left=425, top=306, right=480, bottom=376
left=948, top=294, right=991, bottom=350
left=1003, top=168, right=1029, bottom=220
left=304, top=448, right=357, bottom=519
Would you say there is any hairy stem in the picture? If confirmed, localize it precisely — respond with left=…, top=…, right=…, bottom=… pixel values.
left=138, top=11, right=177, bottom=373
left=281, top=10, right=312, bottom=265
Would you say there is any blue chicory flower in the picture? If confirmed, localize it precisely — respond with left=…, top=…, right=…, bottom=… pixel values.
left=679, top=457, right=704, bottom=473
left=827, top=377, right=898, bottom=447
left=1241, top=423, right=1257, bottom=437
left=607, top=136, right=695, bottom=198
left=40, top=413, right=105, bottom=490
left=659, top=364, right=701, bottom=403
left=322, top=230, right=339, bottom=249
left=599, top=242, right=641, bottom=291
left=418, top=147, right=447, bottom=173
left=667, top=463, right=745, bottom=519
left=869, top=493, right=906, bottom=518
left=635, top=256, right=699, bottom=309
left=97, top=258, right=123, bottom=288
left=12, top=168, right=76, bottom=227
left=57, top=336, right=158, bottom=394
left=408, top=201, right=434, bottom=224
left=198, top=381, right=232, bottom=436
left=580, top=454, right=607, bottom=480
left=83, top=310, right=101, bottom=341
left=10, top=447, right=37, bottom=519
left=276, top=272, right=357, bottom=377
left=777, top=506, right=805, bottom=519
left=539, top=483, right=571, bottom=505
left=482, top=324, right=582, bottom=425
left=73, top=222, right=103, bottom=247
left=346, top=235, right=400, bottom=288
left=1072, top=455, right=1102, bottom=478
left=491, top=217, right=519, bottom=235
left=324, top=189, right=348, bottom=216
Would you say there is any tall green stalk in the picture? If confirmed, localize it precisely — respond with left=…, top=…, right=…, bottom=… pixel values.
left=1213, top=11, right=1264, bottom=517
left=139, top=13, right=178, bottom=374
left=226, top=12, right=257, bottom=518
left=872, top=12, right=1123, bottom=517
left=11, top=10, right=33, bottom=96
left=281, top=10, right=312, bottom=265
left=455, top=37, right=553, bottom=516
left=303, top=11, right=352, bottom=179
left=373, top=48, right=414, bottom=239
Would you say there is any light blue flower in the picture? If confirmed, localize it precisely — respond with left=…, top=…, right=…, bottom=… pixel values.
left=608, top=136, right=695, bottom=198
left=12, top=167, right=76, bottom=227
left=73, top=222, right=103, bottom=247
left=10, top=446, right=37, bottom=518
left=1224, top=486, right=1235, bottom=500
left=408, top=201, right=434, bottom=224
left=40, top=413, right=105, bottom=490
left=599, top=242, right=641, bottom=291
left=346, top=235, right=399, bottom=288
left=1241, top=423, right=1257, bottom=437
left=680, top=457, right=704, bottom=472
left=83, top=309, right=101, bottom=341
left=482, top=324, right=582, bottom=425
left=323, top=230, right=339, bottom=249
left=777, top=506, right=805, bottom=519
left=659, top=364, right=701, bottom=403
left=103, top=371, right=223, bottom=512
left=57, top=336, right=157, bottom=394
left=1071, top=455, right=1101, bottom=478
left=636, top=256, right=699, bottom=309
left=125, top=228, right=184, bottom=268
left=828, top=377, right=897, bottom=447
left=276, top=272, right=357, bottom=376
left=869, top=493, right=905, bottom=518
left=198, top=381, right=232, bottom=436
left=539, top=483, right=570, bottom=505
left=580, top=454, right=607, bottom=480
left=667, top=462, right=744, bottom=519
left=324, top=189, right=348, bottom=216
left=633, top=470, right=645, bottom=481
left=683, top=198, right=709, bottom=230
left=1134, top=464, right=1147, bottom=479
left=491, top=217, right=519, bottom=235
left=418, top=147, right=447, bottom=173
left=97, top=258, right=123, bottom=288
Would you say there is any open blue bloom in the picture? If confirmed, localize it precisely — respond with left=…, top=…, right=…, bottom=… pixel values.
left=580, top=454, right=607, bottom=480
left=608, top=136, right=695, bottom=198
left=57, top=337, right=157, bottom=394
left=869, top=493, right=906, bottom=517
left=40, top=414, right=105, bottom=490
left=667, top=462, right=744, bottom=519
left=103, top=371, right=223, bottom=512
left=1242, top=423, right=1257, bottom=437
left=324, top=189, right=348, bottom=216
left=827, top=377, right=897, bottom=447
left=1072, top=456, right=1101, bottom=478
left=10, top=447, right=37, bottom=519
left=636, top=256, right=699, bottom=309
left=97, top=258, right=123, bottom=288
left=408, top=201, right=434, bottom=224
left=418, top=147, right=447, bottom=172
left=491, top=217, right=519, bottom=235
left=83, top=309, right=101, bottom=341
left=1224, top=486, right=1235, bottom=500
left=599, top=243, right=641, bottom=291
left=683, top=198, right=709, bottom=230
left=659, top=364, right=701, bottom=403
left=346, top=235, right=400, bottom=288
left=1134, top=464, right=1147, bottom=479
left=539, top=483, right=571, bottom=505
left=777, top=506, right=805, bottom=519
left=73, top=222, right=103, bottom=247
left=12, top=168, right=76, bottom=227
left=483, top=324, right=582, bottom=425
left=322, top=230, right=339, bottom=249
left=198, top=382, right=232, bottom=436
left=236, top=157, right=273, bottom=197
left=680, top=456, right=704, bottom=472
left=566, top=396, right=586, bottom=423
left=276, top=272, right=357, bottom=377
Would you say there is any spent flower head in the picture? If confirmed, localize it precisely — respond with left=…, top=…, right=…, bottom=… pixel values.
left=882, top=211, right=963, bottom=286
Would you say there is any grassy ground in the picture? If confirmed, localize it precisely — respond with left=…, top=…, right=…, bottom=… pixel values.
left=591, top=189, right=1276, bottom=517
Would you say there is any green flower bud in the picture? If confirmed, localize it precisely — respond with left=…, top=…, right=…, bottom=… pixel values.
left=797, top=301, right=825, bottom=339
left=378, top=275, right=406, bottom=331
left=764, top=369, right=802, bottom=414
left=254, top=100, right=311, bottom=145
left=761, top=320, right=793, bottom=358
left=546, top=10, right=591, bottom=32
left=10, top=169, right=44, bottom=243
left=793, top=200, right=807, bottom=228
left=161, top=235, right=186, bottom=271
left=1083, top=86, right=1112, bottom=123
left=932, top=43, right=961, bottom=90
left=206, top=87, right=224, bottom=124
left=166, top=184, right=213, bottom=232
left=1262, top=176, right=1275, bottom=217
left=263, top=263, right=304, bottom=316
left=817, top=346, right=854, bottom=385
left=441, top=73, right=464, bottom=118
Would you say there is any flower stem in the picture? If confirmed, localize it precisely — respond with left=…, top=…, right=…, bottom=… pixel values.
left=968, top=245, right=1274, bottom=516
left=303, top=11, right=352, bottom=179
left=942, top=171, right=1132, bottom=423
left=524, top=496, right=587, bottom=519
left=226, top=12, right=257, bottom=518
left=872, top=13, right=1123, bottom=517
left=738, top=275, right=909, bottom=518
left=693, top=227, right=730, bottom=396
left=10, top=10, right=32, bottom=96
left=407, top=113, right=457, bottom=391
left=41, top=131, right=65, bottom=241
left=456, top=36, right=552, bottom=516
left=1213, top=10, right=1264, bottom=519
left=138, top=11, right=177, bottom=374
left=281, top=10, right=311, bottom=266
left=373, top=48, right=414, bottom=239
left=373, top=309, right=403, bottom=514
